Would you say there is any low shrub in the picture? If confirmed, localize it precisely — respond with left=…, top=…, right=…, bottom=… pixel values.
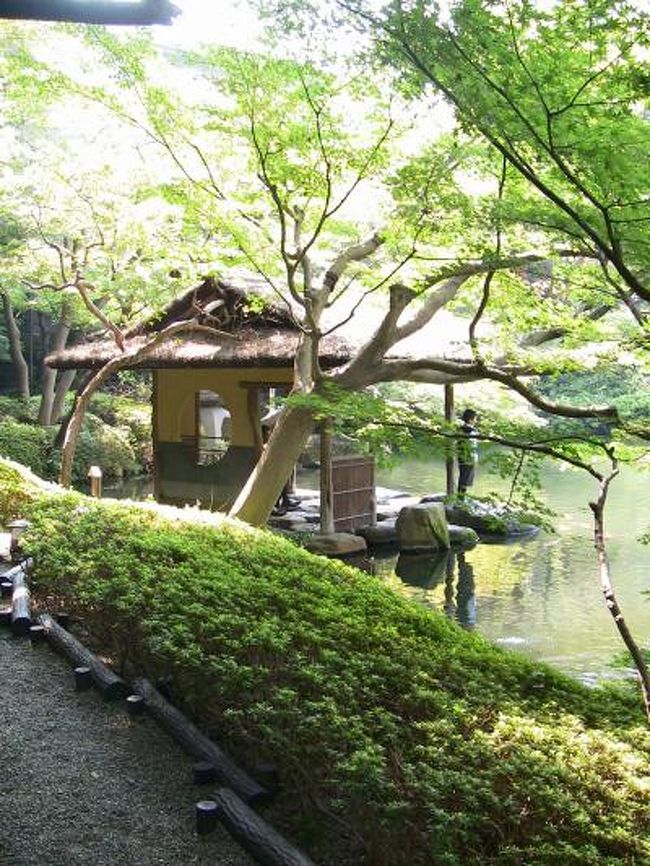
left=0, top=395, right=150, bottom=481
left=22, top=494, right=650, bottom=866
left=0, top=459, right=44, bottom=524
left=0, top=419, right=53, bottom=477
left=89, top=394, right=152, bottom=471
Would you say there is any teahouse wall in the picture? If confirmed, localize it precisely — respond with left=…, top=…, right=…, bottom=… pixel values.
left=154, top=367, right=293, bottom=447
left=153, top=366, right=294, bottom=508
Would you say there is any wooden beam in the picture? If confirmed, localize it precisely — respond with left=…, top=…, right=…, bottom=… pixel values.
left=0, top=0, right=180, bottom=25
left=320, top=417, right=334, bottom=534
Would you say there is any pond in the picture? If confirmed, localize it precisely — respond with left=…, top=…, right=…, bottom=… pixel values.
left=371, top=457, right=650, bottom=684
left=103, top=458, right=650, bottom=684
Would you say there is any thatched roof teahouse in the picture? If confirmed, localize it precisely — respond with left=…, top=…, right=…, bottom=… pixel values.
left=47, top=278, right=351, bottom=510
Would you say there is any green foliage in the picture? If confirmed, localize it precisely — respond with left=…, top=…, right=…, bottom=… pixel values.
left=538, top=367, right=650, bottom=429
left=480, top=450, right=556, bottom=532
left=0, top=458, right=42, bottom=524
left=22, top=493, right=650, bottom=865
left=72, top=413, right=139, bottom=480
left=0, top=396, right=149, bottom=481
left=0, top=418, right=53, bottom=477
left=87, top=392, right=152, bottom=470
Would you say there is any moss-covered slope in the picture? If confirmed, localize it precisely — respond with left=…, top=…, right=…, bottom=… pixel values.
left=2, top=458, right=648, bottom=866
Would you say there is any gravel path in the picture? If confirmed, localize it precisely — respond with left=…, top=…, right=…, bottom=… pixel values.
left=0, top=623, right=256, bottom=866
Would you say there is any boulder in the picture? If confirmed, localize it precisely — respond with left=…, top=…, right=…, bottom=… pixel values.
left=419, top=492, right=447, bottom=504
left=396, top=503, right=450, bottom=552
left=448, top=524, right=480, bottom=548
left=355, top=519, right=397, bottom=546
left=445, top=500, right=540, bottom=540
left=305, top=533, right=367, bottom=557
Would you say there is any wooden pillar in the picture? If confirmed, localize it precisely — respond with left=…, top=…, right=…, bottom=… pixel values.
left=444, top=384, right=455, bottom=496
left=320, top=417, right=334, bottom=534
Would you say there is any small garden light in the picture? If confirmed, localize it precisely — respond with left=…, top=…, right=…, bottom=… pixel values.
left=87, top=466, right=103, bottom=498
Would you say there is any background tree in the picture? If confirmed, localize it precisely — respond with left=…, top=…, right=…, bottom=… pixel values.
left=55, top=32, right=629, bottom=517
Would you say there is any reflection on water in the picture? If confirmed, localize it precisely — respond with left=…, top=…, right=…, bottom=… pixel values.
left=392, top=550, right=477, bottom=629
left=372, top=458, right=650, bottom=682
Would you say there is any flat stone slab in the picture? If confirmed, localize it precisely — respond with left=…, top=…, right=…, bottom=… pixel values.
left=268, top=515, right=310, bottom=531
left=305, top=533, right=367, bottom=557
left=355, top=519, right=397, bottom=545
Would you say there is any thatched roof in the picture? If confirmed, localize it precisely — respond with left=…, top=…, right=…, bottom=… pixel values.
left=46, top=278, right=351, bottom=371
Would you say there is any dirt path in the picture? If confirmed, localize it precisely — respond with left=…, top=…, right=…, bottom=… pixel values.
left=0, top=621, right=255, bottom=866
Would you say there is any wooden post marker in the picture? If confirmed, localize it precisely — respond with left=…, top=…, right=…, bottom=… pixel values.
left=11, top=569, right=31, bottom=636
left=74, top=666, right=93, bottom=691
left=126, top=694, right=145, bottom=717
left=87, top=465, right=103, bottom=498
left=193, top=762, right=218, bottom=785
left=29, top=624, right=45, bottom=644
left=195, top=800, right=219, bottom=835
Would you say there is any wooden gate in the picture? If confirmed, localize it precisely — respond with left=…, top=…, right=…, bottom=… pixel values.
left=330, top=455, right=375, bottom=532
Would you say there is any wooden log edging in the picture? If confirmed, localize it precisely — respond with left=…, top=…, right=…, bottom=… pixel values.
left=38, top=613, right=127, bottom=701
left=211, top=787, right=316, bottom=866
left=1, top=558, right=34, bottom=583
left=11, top=567, right=32, bottom=636
left=132, top=677, right=267, bottom=806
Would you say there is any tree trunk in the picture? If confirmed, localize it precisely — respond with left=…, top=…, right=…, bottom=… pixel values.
left=59, top=365, right=114, bottom=486
left=229, top=405, right=315, bottom=526
left=58, top=319, right=198, bottom=487
left=444, top=384, right=455, bottom=496
left=50, top=369, right=77, bottom=423
left=38, top=310, right=71, bottom=426
left=590, top=473, right=650, bottom=723
left=320, top=417, right=334, bottom=534
left=1, top=292, right=30, bottom=399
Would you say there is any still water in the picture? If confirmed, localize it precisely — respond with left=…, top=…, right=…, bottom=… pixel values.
left=104, top=460, right=650, bottom=682
left=373, top=458, right=650, bottom=682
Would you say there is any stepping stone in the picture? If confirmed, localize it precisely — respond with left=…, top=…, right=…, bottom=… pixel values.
left=305, top=533, right=367, bottom=557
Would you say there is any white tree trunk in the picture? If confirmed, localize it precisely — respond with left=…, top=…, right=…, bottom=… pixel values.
left=38, top=310, right=71, bottom=426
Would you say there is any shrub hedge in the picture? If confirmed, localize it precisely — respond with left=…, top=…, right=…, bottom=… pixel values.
left=0, top=459, right=44, bottom=524
left=19, top=491, right=650, bottom=866
left=0, top=395, right=151, bottom=481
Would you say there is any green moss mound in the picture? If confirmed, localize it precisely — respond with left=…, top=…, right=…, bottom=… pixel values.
left=16, top=493, right=650, bottom=865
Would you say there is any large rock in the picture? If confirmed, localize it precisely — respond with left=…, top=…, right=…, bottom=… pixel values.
left=444, top=499, right=540, bottom=540
left=448, top=524, right=480, bottom=548
left=396, top=503, right=450, bottom=552
left=305, top=532, right=367, bottom=557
